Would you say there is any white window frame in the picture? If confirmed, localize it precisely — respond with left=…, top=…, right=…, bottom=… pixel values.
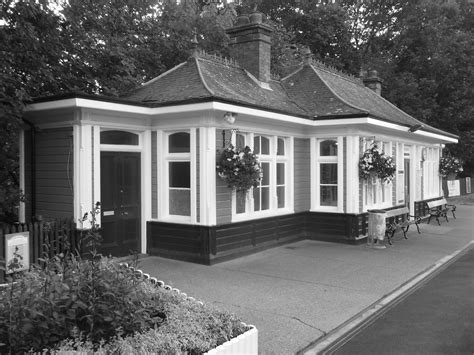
left=157, top=129, right=196, bottom=223
left=231, top=133, right=293, bottom=221
left=422, top=146, right=441, bottom=199
left=362, top=140, right=393, bottom=210
left=311, top=136, right=343, bottom=212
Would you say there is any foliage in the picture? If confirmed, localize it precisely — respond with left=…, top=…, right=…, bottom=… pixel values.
left=56, top=285, right=248, bottom=354
left=217, top=145, right=262, bottom=193
left=439, top=155, right=463, bottom=178
left=0, top=250, right=248, bottom=354
left=359, top=144, right=396, bottom=183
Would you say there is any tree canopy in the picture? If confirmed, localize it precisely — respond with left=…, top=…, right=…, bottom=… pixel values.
left=1, top=0, right=472, bottom=220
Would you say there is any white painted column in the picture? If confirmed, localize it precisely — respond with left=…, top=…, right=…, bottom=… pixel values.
left=345, top=136, right=359, bottom=213
left=199, top=127, right=216, bottom=225
left=73, top=124, right=94, bottom=229
left=141, top=130, right=152, bottom=253
left=92, top=126, right=101, bottom=227
left=409, top=144, right=418, bottom=213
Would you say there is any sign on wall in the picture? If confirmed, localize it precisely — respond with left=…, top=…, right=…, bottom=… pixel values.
left=447, top=180, right=460, bottom=197
left=466, top=177, right=471, bottom=194
left=5, top=232, right=30, bottom=273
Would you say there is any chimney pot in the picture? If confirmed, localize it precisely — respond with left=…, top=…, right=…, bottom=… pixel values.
left=226, top=14, right=273, bottom=83
left=362, top=69, right=383, bottom=96
left=249, top=11, right=263, bottom=24
left=236, top=15, right=249, bottom=26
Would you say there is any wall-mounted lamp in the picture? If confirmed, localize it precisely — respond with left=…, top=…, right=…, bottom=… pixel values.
left=408, top=124, right=424, bottom=133
left=223, top=112, right=237, bottom=125
left=222, top=112, right=238, bottom=147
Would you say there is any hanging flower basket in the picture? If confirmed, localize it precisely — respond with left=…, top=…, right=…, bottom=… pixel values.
left=216, top=145, right=262, bottom=193
left=439, top=155, right=463, bottom=179
left=359, top=144, right=396, bottom=183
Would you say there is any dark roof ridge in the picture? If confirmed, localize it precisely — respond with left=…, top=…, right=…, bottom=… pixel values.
left=193, top=56, right=215, bottom=96
left=308, top=64, right=369, bottom=116
left=140, top=62, right=187, bottom=88
left=196, top=49, right=240, bottom=68
left=309, top=58, right=363, bottom=86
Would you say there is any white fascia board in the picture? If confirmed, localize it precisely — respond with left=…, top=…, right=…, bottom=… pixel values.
left=366, top=118, right=458, bottom=143
left=26, top=99, right=457, bottom=143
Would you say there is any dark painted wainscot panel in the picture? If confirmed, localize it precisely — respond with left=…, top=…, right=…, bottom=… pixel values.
left=147, top=211, right=370, bottom=265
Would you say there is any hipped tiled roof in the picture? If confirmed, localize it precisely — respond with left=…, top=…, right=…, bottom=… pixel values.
left=122, top=52, right=456, bottom=138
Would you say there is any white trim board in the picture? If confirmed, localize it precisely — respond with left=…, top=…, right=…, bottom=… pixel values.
left=26, top=99, right=457, bottom=144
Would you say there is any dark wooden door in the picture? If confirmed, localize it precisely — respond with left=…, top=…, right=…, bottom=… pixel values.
left=100, top=152, right=141, bottom=256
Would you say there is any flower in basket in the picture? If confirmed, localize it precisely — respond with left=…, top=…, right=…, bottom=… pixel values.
left=439, top=155, right=463, bottom=177
left=359, top=144, right=396, bottom=183
left=216, top=145, right=262, bottom=193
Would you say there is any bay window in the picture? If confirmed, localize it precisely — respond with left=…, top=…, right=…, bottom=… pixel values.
left=232, top=133, right=291, bottom=220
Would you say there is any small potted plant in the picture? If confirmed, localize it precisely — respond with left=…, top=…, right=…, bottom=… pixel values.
left=359, top=144, right=396, bottom=183
left=216, top=145, right=262, bottom=193
left=439, top=155, right=463, bottom=180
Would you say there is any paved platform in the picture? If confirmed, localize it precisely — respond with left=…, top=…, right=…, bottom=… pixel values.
left=137, top=205, right=474, bottom=354
left=332, top=247, right=474, bottom=354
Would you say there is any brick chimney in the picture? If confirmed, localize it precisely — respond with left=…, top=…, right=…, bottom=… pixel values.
left=226, top=12, right=273, bottom=83
left=361, top=69, right=383, bottom=96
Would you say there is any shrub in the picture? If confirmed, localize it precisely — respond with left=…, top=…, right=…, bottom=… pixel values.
left=0, top=253, right=166, bottom=353
left=0, top=253, right=248, bottom=354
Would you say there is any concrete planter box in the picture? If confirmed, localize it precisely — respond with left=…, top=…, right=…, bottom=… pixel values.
left=205, top=325, right=258, bottom=355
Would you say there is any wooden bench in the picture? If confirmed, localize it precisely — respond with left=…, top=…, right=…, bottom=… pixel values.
left=384, top=207, right=421, bottom=245
left=427, top=198, right=456, bottom=225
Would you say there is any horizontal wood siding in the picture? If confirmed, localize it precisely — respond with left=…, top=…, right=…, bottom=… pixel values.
left=213, top=213, right=306, bottom=261
left=147, top=221, right=211, bottom=264
left=196, top=129, right=200, bottom=223
left=294, top=138, right=311, bottom=212
left=35, top=128, right=74, bottom=219
left=306, top=212, right=361, bottom=243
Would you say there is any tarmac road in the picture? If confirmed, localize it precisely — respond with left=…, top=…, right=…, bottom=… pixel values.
left=332, top=247, right=474, bottom=355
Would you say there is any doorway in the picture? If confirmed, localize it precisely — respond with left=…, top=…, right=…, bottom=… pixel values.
left=100, top=152, right=141, bottom=256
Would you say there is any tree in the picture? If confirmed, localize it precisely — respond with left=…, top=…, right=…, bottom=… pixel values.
left=379, top=0, right=474, bottom=176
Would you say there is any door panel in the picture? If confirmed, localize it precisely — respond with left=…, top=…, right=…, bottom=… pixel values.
left=100, top=152, right=141, bottom=256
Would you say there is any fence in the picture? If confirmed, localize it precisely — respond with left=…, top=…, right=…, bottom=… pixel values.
left=0, top=219, right=80, bottom=283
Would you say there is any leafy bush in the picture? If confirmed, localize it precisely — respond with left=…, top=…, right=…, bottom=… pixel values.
left=0, top=253, right=248, bottom=354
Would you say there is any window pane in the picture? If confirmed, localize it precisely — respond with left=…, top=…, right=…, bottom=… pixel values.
left=236, top=134, right=245, bottom=149
left=169, top=132, right=190, bottom=153
left=261, top=187, right=270, bottom=210
left=101, top=130, right=139, bottom=145
left=262, top=162, right=270, bottom=185
left=277, top=186, right=285, bottom=208
left=277, top=163, right=285, bottom=185
left=169, top=189, right=190, bottom=216
left=277, top=138, right=285, bottom=156
left=236, top=191, right=246, bottom=214
left=321, top=186, right=337, bottom=206
left=253, top=136, right=260, bottom=154
left=261, top=137, right=270, bottom=155
left=320, top=164, right=337, bottom=184
left=169, top=162, right=190, bottom=188
left=253, top=187, right=260, bottom=211
left=320, top=140, right=337, bottom=156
